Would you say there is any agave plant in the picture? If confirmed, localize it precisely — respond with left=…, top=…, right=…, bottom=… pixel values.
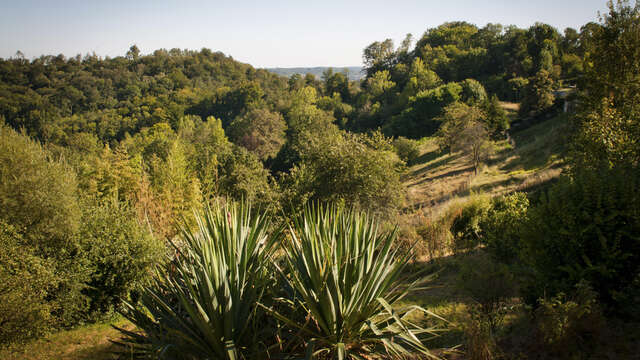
left=116, top=201, right=282, bottom=359
left=268, top=204, right=442, bottom=360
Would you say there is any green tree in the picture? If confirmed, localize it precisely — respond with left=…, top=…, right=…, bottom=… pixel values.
left=482, top=95, right=510, bottom=137
left=228, top=108, right=287, bottom=161
left=0, top=221, right=56, bottom=344
left=0, top=123, right=90, bottom=327
left=285, top=131, right=404, bottom=215
left=520, top=168, right=640, bottom=313
left=520, top=69, right=555, bottom=117
left=362, top=39, right=396, bottom=76
left=80, top=200, right=165, bottom=315
left=126, top=45, right=140, bottom=61
left=438, top=102, right=493, bottom=174
left=574, top=0, right=640, bottom=169
left=460, top=78, right=488, bottom=105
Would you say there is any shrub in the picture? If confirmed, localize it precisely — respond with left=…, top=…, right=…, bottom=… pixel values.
left=417, top=215, right=455, bottom=259
left=462, top=309, right=496, bottom=360
left=480, top=192, right=529, bottom=265
left=117, top=201, right=282, bottom=359
left=450, top=195, right=492, bottom=252
left=270, top=204, right=439, bottom=359
left=0, top=123, right=90, bottom=327
left=456, top=252, right=518, bottom=333
left=393, top=136, right=421, bottom=165
left=0, top=221, right=56, bottom=344
left=520, top=167, right=640, bottom=314
left=534, top=281, right=605, bottom=357
left=80, top=200, right=166, bottom=316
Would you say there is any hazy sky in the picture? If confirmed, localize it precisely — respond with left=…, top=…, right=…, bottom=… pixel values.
left=1, top=0, right=608, bottom=68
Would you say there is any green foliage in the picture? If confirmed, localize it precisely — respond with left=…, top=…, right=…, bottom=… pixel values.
left=118, top=201, right=282, bottom=360
left=362, top=39, right=396, bottom=77
left=0, top=123, right=81, bottom=253
left=480, top=192, right=529, bottom=264
left=519, top=69, right=556, bottom=117
left=220, top=146, right=279, bottom=207
left=284, top=86, right=338, bottom=152
left=400, top=57, right=442, bottom=101
left=459, top=79, right=488, bottom=105
left=179, top=115, right=232, bottom=199
left=285, top=131, right=404, bottom=215
left=0, top=123, right=90, bottom=327
left=228, top=108, right=287, bottom=161
left=438, top=102, right=494, bottom=174
left=0, top=221, right=56, bottom=344
left=520, top=167, right=640, bottom=313
left=0, top=49, right=288, bottom=142
left=270, top=204, right=438, bottom=359
left=388, top=82, right=462, bottom=138
left=450, top=195, right=492, bottom=251
left=77, top=144, right=143, bottom=202
left=580, top=0, right=640, bottom=110
left=79, top=200, right=166, bottom=316
left=573, top=1, right=640, bottom=170
left=506, top=77, right=529, bottom=102
left=316, top=93, right=353, bottom=128
left=456, top=252, right=518, bottom=332
left=481, top=95, right=510, bottom=137
left=533, top=281, right=605, bottom=358
left=393, top=136, right=421, bottom=165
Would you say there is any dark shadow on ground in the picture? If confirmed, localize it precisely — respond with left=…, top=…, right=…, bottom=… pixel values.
left=413, top=166, right=474, bottom=187
left=409, top=153, right=460, bottom=178
left=414, top=148, right=446, bottom=166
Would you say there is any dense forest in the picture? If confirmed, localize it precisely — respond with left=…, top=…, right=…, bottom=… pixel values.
left=1, top=1, right=639, bottom=359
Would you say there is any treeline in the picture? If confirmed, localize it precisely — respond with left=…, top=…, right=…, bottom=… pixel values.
left=339, top=19, right=588, bottom=137
left=0, top=18, right=593, bottom=225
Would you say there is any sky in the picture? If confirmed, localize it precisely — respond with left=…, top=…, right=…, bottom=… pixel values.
left=0, top=0, right=609, bottom=68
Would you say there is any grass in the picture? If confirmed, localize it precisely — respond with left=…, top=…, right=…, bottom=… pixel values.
left=403, top=113, right=568, bottom=220
left=0, top=318, right=133, bottom=360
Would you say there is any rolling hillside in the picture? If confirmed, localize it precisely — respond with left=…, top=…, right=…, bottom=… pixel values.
left=264, top=66, right=364, bottom=80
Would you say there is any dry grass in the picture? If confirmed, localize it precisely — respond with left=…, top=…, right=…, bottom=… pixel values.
left=403, top=114, right=568, bottom=222
left=0, top=319, right=133, bottom=360
left=499, top=101, right=520, bottom=112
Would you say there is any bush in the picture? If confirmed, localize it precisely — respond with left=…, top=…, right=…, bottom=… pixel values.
left=0, top=124, right=90, bottom=327
left=534, top=281, right=606, bottom=357
left=480, top=192, right=529, bottom=265
left=417, top=212, right=456, bottom=259
left=80, top=200, right=166, bottom=316
left=450, top=195, right=492, bottom=252
left=462, top=309, right=496, bottom=360
left=456, top=252, right=518, bottom=332
left=520, top=167, right=640, bottom=313
left=0, top=221, right=56, bottom=344
left=393, top=136, right=421, bottom=165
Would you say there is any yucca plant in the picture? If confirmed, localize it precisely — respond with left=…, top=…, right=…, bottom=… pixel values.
left=268, top=204, right=443, bottom=360
left=115, top=201, right=282, bottom=359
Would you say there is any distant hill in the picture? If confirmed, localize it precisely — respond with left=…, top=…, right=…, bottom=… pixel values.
left=265, top=67, right=364, bottom=81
